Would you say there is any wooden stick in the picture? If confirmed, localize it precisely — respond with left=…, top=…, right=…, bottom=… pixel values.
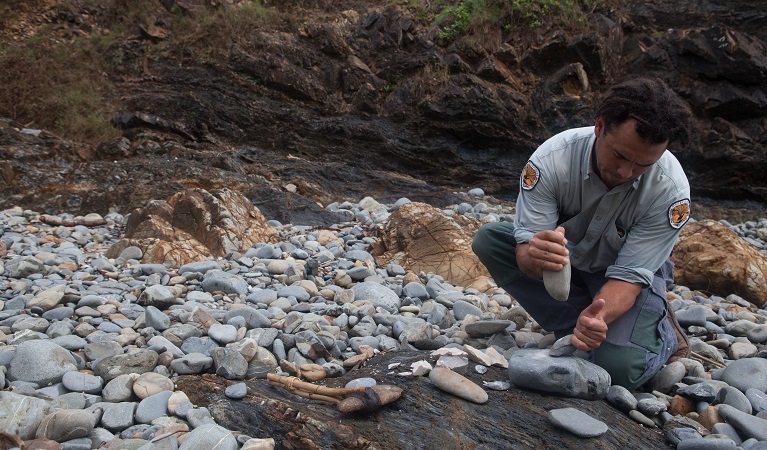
left=690, top=351, right=726, bottom=369
left=267, top=374, right=365, bottom=397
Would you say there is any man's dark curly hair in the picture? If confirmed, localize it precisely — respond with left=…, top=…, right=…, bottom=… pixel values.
left=596, top=76, right=695, bottom=148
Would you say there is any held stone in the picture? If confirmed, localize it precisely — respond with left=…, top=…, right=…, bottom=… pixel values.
left=543, top=261, right=570, bottom=301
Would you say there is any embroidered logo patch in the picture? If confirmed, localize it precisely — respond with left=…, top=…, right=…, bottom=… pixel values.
left=521, top=161, right=540, bottom=191
left=668, top=199, right=691, bottom=229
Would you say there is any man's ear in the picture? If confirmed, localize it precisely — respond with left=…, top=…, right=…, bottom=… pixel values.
left=594, top=115, right=605, bottom=137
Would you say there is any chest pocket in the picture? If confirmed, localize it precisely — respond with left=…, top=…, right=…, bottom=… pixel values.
left=594, top=224, right=628, bottom=268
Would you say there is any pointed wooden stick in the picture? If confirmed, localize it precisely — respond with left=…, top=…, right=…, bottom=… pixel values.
left=690, top=351, right=726, bottom=369
left=265, top=374, right=403, bottom=413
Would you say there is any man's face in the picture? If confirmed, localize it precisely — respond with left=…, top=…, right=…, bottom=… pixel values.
left=592, top=117, right=668, bottom=189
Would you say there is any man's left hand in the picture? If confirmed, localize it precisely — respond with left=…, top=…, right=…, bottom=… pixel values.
left=572, top=298, right=608, bottom=351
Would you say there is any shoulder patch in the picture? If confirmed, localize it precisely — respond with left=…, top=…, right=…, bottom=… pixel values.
left=521, top=161, right=540, bottom=191
left=668, top=199, right=691, bottom=229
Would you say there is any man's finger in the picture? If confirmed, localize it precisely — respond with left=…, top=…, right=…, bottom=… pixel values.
left=582, top=298, right=605, bottom=319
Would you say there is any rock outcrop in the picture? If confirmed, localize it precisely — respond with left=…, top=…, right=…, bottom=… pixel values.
left=106, top=188, right=278, bottom=266
left=1, top=1, right=767, bottom=216
left=372, top=202, right=489, bottom=288
left=672, top=219, right=767, bottom=307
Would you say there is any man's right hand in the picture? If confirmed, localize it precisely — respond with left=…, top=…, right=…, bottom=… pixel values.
left=515, top=226, right=569, bottom=279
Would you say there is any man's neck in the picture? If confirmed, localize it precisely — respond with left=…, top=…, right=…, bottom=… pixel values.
left=591, top=139, right=614, bottom=189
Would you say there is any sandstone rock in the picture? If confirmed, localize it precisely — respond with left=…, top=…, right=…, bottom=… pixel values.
left=106, top=188, right=278, bottom=266
left=372, top=202, right=488, bottom=288
left=673, top=220, right=767, bottom=307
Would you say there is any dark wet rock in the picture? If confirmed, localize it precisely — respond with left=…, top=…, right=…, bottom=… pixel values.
left=177, top=351, right=669, bottom=449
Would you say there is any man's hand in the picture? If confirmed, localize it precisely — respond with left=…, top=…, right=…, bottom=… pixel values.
left=572, top=298, right=608, bottom=351
left=515, top=226, right=569, bottom=279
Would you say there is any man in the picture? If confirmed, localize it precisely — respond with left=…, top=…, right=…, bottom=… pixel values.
left=472, top=77, right=694, bottom=389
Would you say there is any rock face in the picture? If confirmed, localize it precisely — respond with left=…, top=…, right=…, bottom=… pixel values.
left=1, top=1, right=766, bottom=217
left=106, top=188, right=278, bottom=266
left=673, top=220, right=767, bottom=307
left=372, top=202, right=489, bottom=288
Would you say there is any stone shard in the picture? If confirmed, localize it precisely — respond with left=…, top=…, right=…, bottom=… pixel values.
left=543, top=261, right=571, bottom=301
left=429, top=367, right=489, bottom=404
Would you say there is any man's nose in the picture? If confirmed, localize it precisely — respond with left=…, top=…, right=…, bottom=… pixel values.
left=616, top=162, right=633, bottom=178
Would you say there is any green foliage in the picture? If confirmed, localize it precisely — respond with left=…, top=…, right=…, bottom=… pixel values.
left=436, top=0, right=485, bottom=42
left=435, top=0, right=606, bottom=42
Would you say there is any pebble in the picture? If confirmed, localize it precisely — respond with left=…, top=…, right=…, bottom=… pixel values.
left=676, top=438, right=737, bottom=450
left=35, top=409, right=97, bottom=441
left=720, top=358, right=767, bottom=392
left=0, top=200, right=765, bottom=450
left=62, top=371, right=104, bottom=394
left=547, top=407, right=608, bottom=437
left=717, top=404, right=767, bottom=441
left=225, top=382, right=248, bottom=399
left=606, top=384, right=637, bottom=413
left=178, top=423, right=237, bottom=450
left=8, top=339, right=78, bottom=386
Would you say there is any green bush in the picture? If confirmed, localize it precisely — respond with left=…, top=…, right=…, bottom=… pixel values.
left=436, top=0, right=606, bottom=42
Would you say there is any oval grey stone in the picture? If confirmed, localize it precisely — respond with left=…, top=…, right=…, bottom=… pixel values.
left=548, top=407, right=608, bottom=437
left=8, top=340, right=77, bottom=386
left=351, top=282, right=400, bottom=313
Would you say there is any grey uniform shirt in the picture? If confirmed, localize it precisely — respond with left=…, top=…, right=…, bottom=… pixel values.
left=513, top=126, right=691, bottom=287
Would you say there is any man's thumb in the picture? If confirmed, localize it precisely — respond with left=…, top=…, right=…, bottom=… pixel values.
left=584, top=298, right=605, bottom=319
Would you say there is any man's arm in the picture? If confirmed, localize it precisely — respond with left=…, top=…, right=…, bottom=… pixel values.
left=571, top=278, right=642, bottom=350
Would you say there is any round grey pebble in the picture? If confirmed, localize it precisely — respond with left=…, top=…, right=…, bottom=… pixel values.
left=606, top=384, right=637, bottom=413
left=134, top=390, right=173, bottom=424
left=62, top=371, right=103, bottom=395
left=225, top=382, right=248, bottom=399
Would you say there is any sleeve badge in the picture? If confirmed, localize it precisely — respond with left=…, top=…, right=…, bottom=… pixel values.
left=521, top=161, right=540, bottom=191
left=668, top=199, right=691, bottom=229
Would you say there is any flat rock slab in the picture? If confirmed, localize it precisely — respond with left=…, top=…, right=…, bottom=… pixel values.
left=176, top=351, right=668, bottom=450
left=547, top=407, right=608, bottom=437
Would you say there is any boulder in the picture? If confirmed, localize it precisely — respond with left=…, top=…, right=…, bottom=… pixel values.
left=106, top=188, right=278, bottom=266
left=673, top=220, right=767, bottom=307
left=372, top=202, right=489, bottom=288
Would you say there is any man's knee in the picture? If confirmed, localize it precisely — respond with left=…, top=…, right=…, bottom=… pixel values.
left=471, top=222, right=523, bottom=286
left=592, top=342, right=651, bottom=389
